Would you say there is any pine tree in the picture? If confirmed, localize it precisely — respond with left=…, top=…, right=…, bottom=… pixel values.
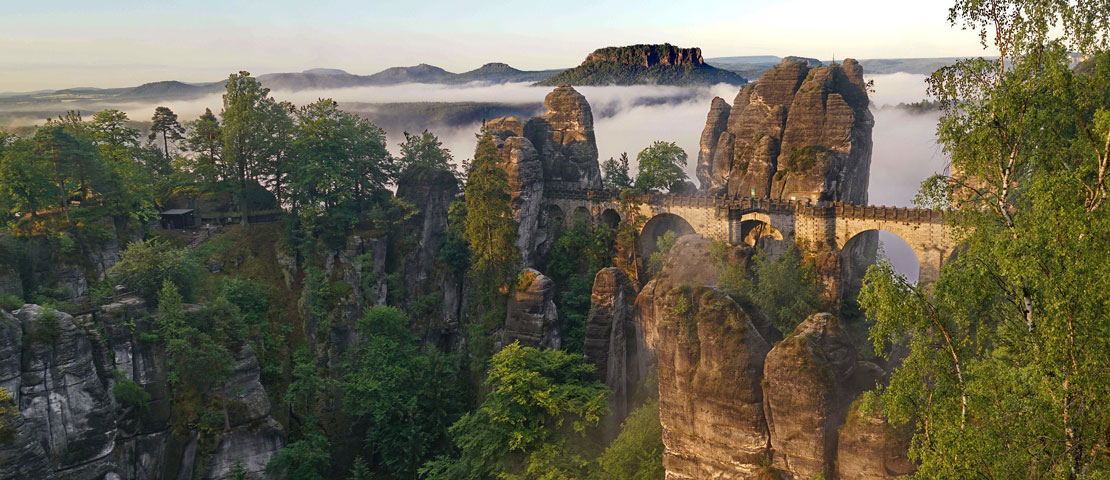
left=149, top=106, right=186, bottom=159
left=463, top=134, right=519, bottom=296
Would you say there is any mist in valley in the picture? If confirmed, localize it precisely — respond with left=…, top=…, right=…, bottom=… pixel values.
left=0, top=73, right=943, bottom=281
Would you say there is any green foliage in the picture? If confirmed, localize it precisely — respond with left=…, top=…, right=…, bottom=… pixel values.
left=633, top=141, right=688, bottom=193
left=30, top=307, right=61, bottom=344
left=0, top=294, right=22, bottom=311
left=109, top=239, right=202, bottom=302
left=422, top=343, right=608, bottom=480
left=112, top=370, right=151, bottom=411
left=646, top=230, right=677, bottom=277
left=289, top=98, right=394, bottom=238
left=182, top=108, right=223, bottom=186
left=716, top=244, right=823, bottom=334
left=547, top=217, right=615, bottom=354
left=595, top=400, right=664, bottom=480
left=149, top=106, right=186, bottom=159
left=343, top=306, right=463, bottom=478
left=0, top=387, right=16, bottom=445
left=266, top=417, right=333, bottom=480
left=856, top=3, right=1110, bottom=478
left=397, top=129, right=454, bottom=175
left=463, top=134, right=519, bottom=301
left=220, top=71, right=291, bottom=225
left=601, top=153, right=633, bottom=191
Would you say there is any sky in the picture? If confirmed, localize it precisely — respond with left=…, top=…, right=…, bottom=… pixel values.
left=1, top=0, right=994, bottom=92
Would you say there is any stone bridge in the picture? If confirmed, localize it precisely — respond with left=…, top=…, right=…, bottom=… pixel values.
left=543, top=188, right=957, bottom=289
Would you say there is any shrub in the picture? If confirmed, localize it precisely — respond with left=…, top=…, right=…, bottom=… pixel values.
left=112, top=370, right=151, bottom=410
left=108, top=239, right=201, bottom=302
left=0, top=294, right=22, bottom=311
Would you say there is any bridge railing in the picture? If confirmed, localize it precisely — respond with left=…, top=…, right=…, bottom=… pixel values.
left=543, top=188, right=947, bottom=222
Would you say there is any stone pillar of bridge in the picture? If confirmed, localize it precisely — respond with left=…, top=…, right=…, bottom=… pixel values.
left=916, top=246, right=949, bottom=286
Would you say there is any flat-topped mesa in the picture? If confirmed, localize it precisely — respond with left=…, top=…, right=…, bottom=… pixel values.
left=583, top=43, right=705, bottom=67
left=697, top=58, right=874, bottom=205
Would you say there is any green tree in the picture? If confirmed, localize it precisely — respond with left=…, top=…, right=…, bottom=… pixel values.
left=397, top=130, right=454, bottom=175
left=547, top=217, right=615, bottom=354
left=716, top=245, right=823, bottom=334
left=109, top=239, right=201, bottom=302
left=0, top=136, right=54, bottom=222
left=594, top=399, right=664, bottom=480
left=288, top=98, right=393, bottom=238
left=343, top=306, right=462, bottom=479
left=183, top=108, right=223, bottom=186
left=462, top=134, right=520, bottom=297
left=858, top=2, right=1110, bottom=478
left=220, top=71, right=287, bottom=225
left=633, top=142, right=687, bottom=193
left=149, top=106, right=186, bottom=159
left=421, top=343, right=608, bottom=480
left=266, top=418, right=333, bottom=480
left=601, top=152, right=633, bottom=191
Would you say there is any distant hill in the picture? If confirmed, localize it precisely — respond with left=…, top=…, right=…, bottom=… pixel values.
left=537, top=44, right=746, bottom=86
left=454, top=63, right=562, bottom=83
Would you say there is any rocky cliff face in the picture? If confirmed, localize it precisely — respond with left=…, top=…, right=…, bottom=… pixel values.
left=0, top=298, right=284, bottom=480
left=502, top=268, right=560, bottom=350
left=696, top=58, right=874, bottom=204
left=621, top=235, right=908, bottom=479
left=488, top=85, right=602, bottom=269
left=583, top=267, right=640, bottom=437
left=583, top=44, right=706, bottom=67
left=395, top=167, right=464, bottom=349
left=523, top=86, right=602, bottom=190
left=657, top=286, right=771, bottom=479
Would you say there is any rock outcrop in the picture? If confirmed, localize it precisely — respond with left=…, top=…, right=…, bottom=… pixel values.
left=502, top=268, right=560, bottom=350
left=523, top=86, right=602, bottom=190
left=629, top=236, right=908, bottom=479
left=836, top=402, right=915, bottom=480
left=538, top=44, right=746, bottom=86
left=657, top=286, right=772, bottom=479
left=488, top=85, right=602, bottom=268
left=395, top=166, right=464, bottom=348
left=696, top=58, right=874, bottom=203
left=583, top=267, right=639, bottom=436
left=0, top=299, right=285, bottom=480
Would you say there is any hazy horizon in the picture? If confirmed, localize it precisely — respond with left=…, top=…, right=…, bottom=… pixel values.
left=3, top=0, right=995, bottom=92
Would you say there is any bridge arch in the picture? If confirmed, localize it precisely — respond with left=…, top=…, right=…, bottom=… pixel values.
left=570, top=206, right=591, bottom=226
left=600, top=208, right=621, bottom=229
left=638, top=213, right=695, bottom=262
left=839, top=229, right=920, bottom=302
left=739, top=219, right=788, bottom=257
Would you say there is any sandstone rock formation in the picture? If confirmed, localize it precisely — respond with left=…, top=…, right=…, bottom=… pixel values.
left=583, top=267, right=639, bottom=436
left=396, top=166, right=464, bottom=348
left=0, top=298, right=285, bottom=480
left=696, top=58, right=874, bottom=204
left=503, top=268, right=560, bottom=350
left=488, top=85, right=603, bottom=268
left=836, top=402, right=915, bottom=480
left=762, top=313, right=884, bottom=479
left=523, top=86, right=602, bottom=190
left=538, top=44, right=746, bottom=86
left=656, top=286, right=771, bottom=479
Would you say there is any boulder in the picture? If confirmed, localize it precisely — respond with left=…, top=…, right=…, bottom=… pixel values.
left=657, top=286, right=771, bottom=478
left=503, top=268, right=560, bottom=350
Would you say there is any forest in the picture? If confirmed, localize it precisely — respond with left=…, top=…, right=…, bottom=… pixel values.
left=0, top=0, right=1109, bottom=479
